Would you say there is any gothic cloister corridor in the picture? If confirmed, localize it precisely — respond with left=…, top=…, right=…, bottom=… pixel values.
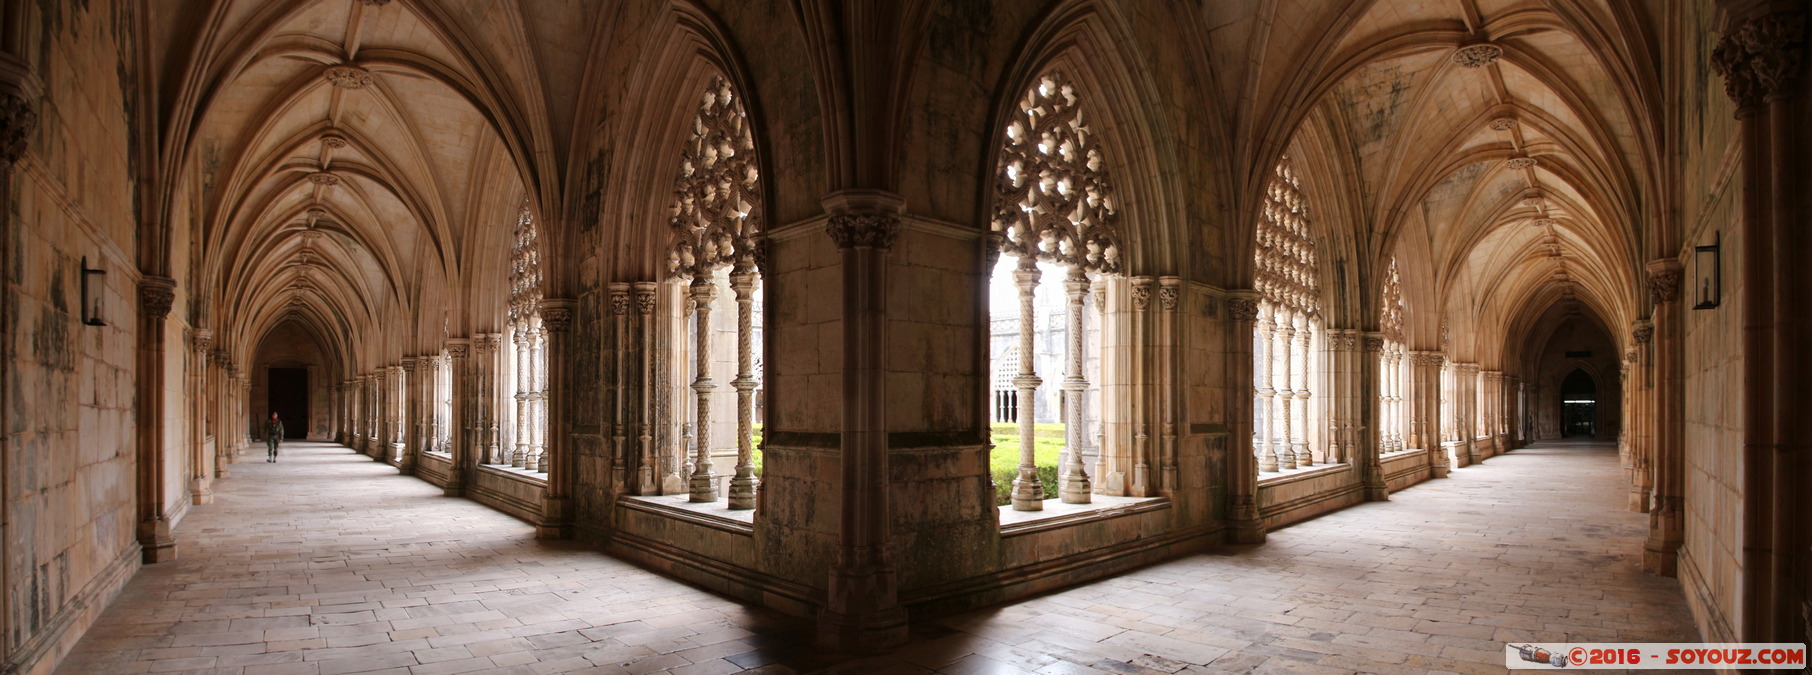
left=9, top=0, right=1809, bottom=671
left=59, top=441, right=1694, bottom=674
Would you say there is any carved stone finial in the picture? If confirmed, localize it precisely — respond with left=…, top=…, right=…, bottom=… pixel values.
left=825, top=213, right=900, bottom=250
left=541, top=307, right=573, bottom=332
left=140, top=276, right=176, bottom=320
left=308, top=172, right=339, bottom=186
left=1488, top=117, right=1516, bottom=131
left=0, top=93, right=39, bottom=166
left=325, top=66, right=372, bottom=89
left=1506, top=157, right=1538, bottom=170
left=1452, top=43, right=1504, bottom=68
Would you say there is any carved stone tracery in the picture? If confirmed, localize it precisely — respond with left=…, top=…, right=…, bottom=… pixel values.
left=666, top=75, right=763, bottom=279
left=990, top=70, right=1123, bottom=274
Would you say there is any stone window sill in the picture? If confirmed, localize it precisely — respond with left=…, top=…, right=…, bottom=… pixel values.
left=619, top=493, right=755, bottom=534
left=998, top=494, right=1170, bottom=537
left=478, top=463, right=549, bottom=485
left=1256, top=462, right=1350, bottom=488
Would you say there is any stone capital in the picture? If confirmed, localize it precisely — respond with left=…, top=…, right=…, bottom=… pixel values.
left=0, top=90, right=38, bottom=166
left=1226, top=293, right=1261, bottom=321
left=1157, top=276, right=1181, bottom=312
left=1646, top=258, right=1684, bottom=304
left=821, top=190, right=905, bottom=250
left=189, top=329, right=213, bottom=353
left=631, top=282, right=658, bottom=315
left=140, top=276, right=177, bottom=320
left=825, top=213, right=901, bottom=250
left=1130, top=277, right=1154, bottom=311
left=1632, top=320, right=1654, bottom=345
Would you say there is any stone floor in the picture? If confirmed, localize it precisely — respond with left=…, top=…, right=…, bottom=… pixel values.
left=59, top=440, right=1695, bottom=674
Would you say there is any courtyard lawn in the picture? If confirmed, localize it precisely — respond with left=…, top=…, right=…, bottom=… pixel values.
left=990, top=422, right=1065, bottom=505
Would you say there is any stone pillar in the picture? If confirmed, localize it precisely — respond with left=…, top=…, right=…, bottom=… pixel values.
left=512, top=327, right=529, bottom=467
left=728, top=267, right=760, bottom=510
left=136, top=276, right=179, bottom=563
left=539, top=304, right=574, bottom=538
left=1629, top=326, right=1654, bottom=513
left=816, top=193, right=908, bottom=651
left=1290, top=312, right=1312, bottom=467
left=213, top=349, right=232, bottom=473
left=1360, top=334, right=1388, bottom=500
left=687, top=276, right=719, bottom=503
left=1255, top=307, right=1278, bottom=472
left=187, top=330, right=214, bottom=504
left=1273, top=309, right=1296, bottom=470
left=1059, top=268, right=1092, bottom=504
left=444, top=339, right=472, bottom=496
left=1644, top=260, right=1685, bottom=576
left=633, top=283, right=669, bottom=494
left=1156, top=276, right=1181, bottom=492
left=1130, top=276, right=1154, bottom=494
left=481, top=333, right=505, bottom=467
left=399, top=358, right=418, bottom=473
left=1226, top=294, right=1264, bottom=543
left=1412, top=351, right=1449, bottom=478
left=1009, top=258, right=1043, bottom=510
left=389, top=364, right=407, bottom=465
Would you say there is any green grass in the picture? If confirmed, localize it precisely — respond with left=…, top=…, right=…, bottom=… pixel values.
left=989, top=422, right=1065, bottom=505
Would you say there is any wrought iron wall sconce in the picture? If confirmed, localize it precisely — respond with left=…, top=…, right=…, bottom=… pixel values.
left=1693, top=233, right=1720, bottom=310
left=81, top=257, right=108, bottom=326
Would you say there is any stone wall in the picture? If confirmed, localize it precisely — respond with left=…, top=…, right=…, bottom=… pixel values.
left=0, top=1, right=152, bottom=672
left=1676, top=0, right=1745, bottom=643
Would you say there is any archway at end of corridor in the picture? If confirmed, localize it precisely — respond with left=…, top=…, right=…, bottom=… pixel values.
left=1561, top=368, right=1598, bottom=438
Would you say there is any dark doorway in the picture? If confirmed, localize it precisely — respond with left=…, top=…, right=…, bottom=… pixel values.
left=1560, top=369, right=1596, bottom=438
left=268, top=367, right=309, bottom=439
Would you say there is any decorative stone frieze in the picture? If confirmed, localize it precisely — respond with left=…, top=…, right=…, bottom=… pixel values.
left=1506, top=157, right=1538, bottom=170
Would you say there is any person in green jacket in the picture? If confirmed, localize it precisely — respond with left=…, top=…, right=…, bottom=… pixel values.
left=265, top=412, right=284, bottom=462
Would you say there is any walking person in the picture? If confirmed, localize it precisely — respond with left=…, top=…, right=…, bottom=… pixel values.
left=266, top=412, right=285, bottom=462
